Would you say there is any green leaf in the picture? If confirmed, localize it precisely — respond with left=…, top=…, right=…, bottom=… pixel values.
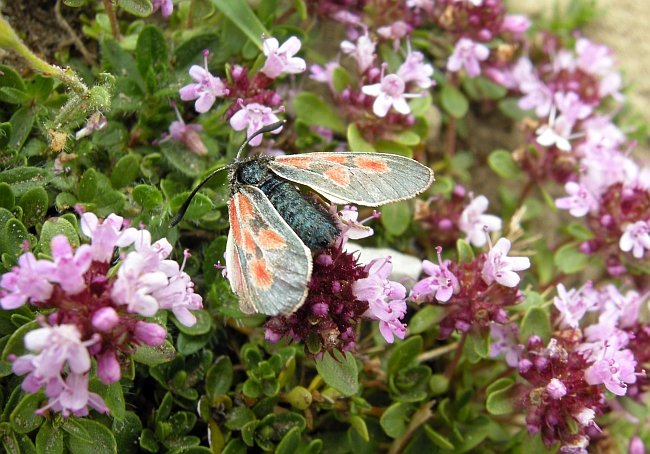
left=429, top=374, right=449, bottom=396
left=424, top=424, right=455, bottom=450
left=409, top=93, right=432, bottom=117
left=136, top=25, right=168, bottom=89
left=92, top=122, right=129, bottom=150
left=225, top=407, right=256, bottom=431
left=498, top=97, right=534, bottom=121
left=139, top=429, right=158, bottom=452
left=553, top=243, right=590, bottom=274
left=349, top=415, right=369, bottom=442
left=117, top=0, right=153, bottom=18
left=171, top=309, right=211, bottom=335
left=91, top=380, right=126, bottom=420
left=9, top=107, right=35, bottom=151
left=39, top=217, right=80, bottom=255
left=173, top=34, right=220, bottom=71
left=111, top=78, right=145, bottom=111
left=78, top=168, right=98, bottom=203
left=112, top=412, right=143, bottom=454
left=64, top=418, right=117, bottom=454
left=347, top=124, right=375, bottom=152
left=520, top=306, right=551, bottom=344
left=203, top=236, right=227, bottom=286
left=0, top=183, right=15, bottom=210
left=133, top=340, right=177, bottom=366
left=315, top=350, right=359, bottom=397
left=10, top=391, right=45, bottom=433
left=486, top=383, right=517, bottom=415
left=379, top=402, right=408, bottom=438
left=331, top=66, right=351, bottom=93
left=475, top=76, right=508, bottom=99
left=293, top=93, right=346, bottom=134
left=111, top=154, right=140, bottom=189
left=380, top=201, right=412, bottom=236
left=26, top=75, right=54, bottom=103
left=101, top=37, right=145, bottom=92
left=93, top=191, right=126, bottom=217
left=222, top=438, right=247, bottom=454
left=566, top=222, right=595, bottom=241
left=409, top=306, right=445, bottom=335
left=387, top=336, right=422, bottom=376
left=159, top=141, right=210, bottom=177
left=55, top=193, right=78, bottom=212
left=487, top=149, right=522, bottom=180
left=0, top=65, right=27, bottom=104
left=389, top=131, right=421, bottom=146
left=0, top=122, right=13, bottom=151
left=209, top=0, right=269, bottom=50
left=463, top=326, right=490, bottom=363
left=17, top=187, right=47, bottom=228
left=206, top=356, right=234, bottom=401
left=440, top=84, right=468, bottom=119
left=456, top=239, right=475, bottom=263
left=2, top=320, right=38, bottom=362
left=0, top=167, right=51, bottom=198
left=3, top=219, right=30, bottom=257
left=170, top=192, right=213, bottom=221
left=275, top=426, right=301, bottom=454
left=132, top=185, right=163, bottom=210
left=36, top=420, right=64, bottom=454
left=375, top=140, right=413, bottom=158
left=176, top=331, right=211, bottom=356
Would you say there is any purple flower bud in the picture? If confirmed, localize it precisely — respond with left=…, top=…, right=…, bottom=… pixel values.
left=477, top=29, right=492, bottom=41
left=628, top=436, right=645, bottom=454
left=546, top=378, right=567, bottom=399
left=134, top=321, right=167, bottom=346
left=438, top=219, right=453, bottom=230
left=97, top=350, right=121, bottom=384
left=518, top=358, right=533, bottom=373
left=91, top=307, right=120, bottom=332
left=312, top=302, right=329, bottom=317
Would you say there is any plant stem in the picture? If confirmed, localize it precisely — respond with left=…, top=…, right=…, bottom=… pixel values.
left=443, top=332, right=467, bottom=380
left=103, top=0, right=121, bottom=40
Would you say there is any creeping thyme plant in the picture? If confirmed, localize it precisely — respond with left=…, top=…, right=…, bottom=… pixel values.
left=0, top=0, right=649, bottom=452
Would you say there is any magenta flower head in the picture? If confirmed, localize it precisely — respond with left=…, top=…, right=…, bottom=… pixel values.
left=229, top=99, right=284, bottom=146
left=157, top=102, right=208, bottom=156
left=447, top=38, right=490, bottom=78
left=260, top=35, right=307, bottom=79
left=0, top=251, right=53, bottom=309
left=179, top=50, right=229, bottom=113
left=412, top=246, right=459, bottom=303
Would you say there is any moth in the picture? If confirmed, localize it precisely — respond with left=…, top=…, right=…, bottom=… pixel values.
left=170, top=122, right=434, bottom=316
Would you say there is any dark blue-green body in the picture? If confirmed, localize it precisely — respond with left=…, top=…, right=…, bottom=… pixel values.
left=231, top=156, right=340, bottom=251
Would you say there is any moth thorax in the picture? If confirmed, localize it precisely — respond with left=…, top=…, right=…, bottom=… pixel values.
left=236, top=159, right=271, bottom=186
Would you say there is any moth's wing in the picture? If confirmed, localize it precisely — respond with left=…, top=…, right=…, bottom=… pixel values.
left=226, top=186, right=313, bottom=316
left=269, top=152, right=434, bottom=206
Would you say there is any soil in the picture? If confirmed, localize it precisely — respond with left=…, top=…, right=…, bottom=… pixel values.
left=0, top=0, right=97, bottom=75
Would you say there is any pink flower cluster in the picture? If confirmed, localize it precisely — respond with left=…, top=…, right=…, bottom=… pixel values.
left=0, top=212, right=202, bottom=417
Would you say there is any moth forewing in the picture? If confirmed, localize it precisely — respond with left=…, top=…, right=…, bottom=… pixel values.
left=269, top=152, right=435, bottom=206
left=227, top=186, right=313, bottom=316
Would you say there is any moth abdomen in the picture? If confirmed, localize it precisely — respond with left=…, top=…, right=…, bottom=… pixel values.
left=263, top=178, right=340, bottom=252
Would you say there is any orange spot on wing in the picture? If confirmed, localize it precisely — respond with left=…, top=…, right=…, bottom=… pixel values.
left=250, top=258, right=273, bottom=289
left=279, top=156, right=312, bottom=169
left=243, top=231, right=257, bottom=253
left=324, top=167, right=351, bottom=186
left=229, top=202, right=243, bottom=243
left=258, top=229, right=286, bottom=249
left=237, top=195, right=255, bottom=221
left=323, top=155, right=348, bottom=164
left=354, top=156, right=389, bottom=173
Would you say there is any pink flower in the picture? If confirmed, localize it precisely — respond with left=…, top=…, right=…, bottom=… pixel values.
left=229, top=99, right=284, bottom=146
left=0, top=252, right=53, bottom=309
left=152, top=251, right=203, bottom=327
left=334, top=205, right=376, bottom=241
left=96, top=350, right=121, bottom=384
left=619, top=220, right=650, bottom=258
left=91, top=307, right=120, bottom=332
left=489, top=323, right=523, bottom=367
left=75, top=111, right=107, bottom=140
left=553, top=283, right=598, bottom=329
left=555, top=182, right=599, bottom=217
left=512, top=58, right=553, bottom=117
left=309, top=62, right=341, bottom=92
left=134, top=321, right=167, bottom=346
left=151, top=0, right=173, bottom=17
left=629, top=436, right=645, bottom=454
left=111, top=251, right=168, bottom=317
left=446, top=38, right=489, bottom=78
left=377, top=21, right=412, bottom=52
left=42, top=235, right=93, bottom=295
left=37, top=372, right=108, bottom=418
left=482, top=237, right=530, bottom=288
left=80, top=212, right=138, bottom=262
left=340, top=32, right=376, bottom=73
left=260, top=36, right=306, bottom=78
left=362, top=64, right=424, bottom=118
left=158, top=102, right=207, bottom=156
left=575, top=38, right=614, bottom=76
left=458, top=195, right=502, bottom=247
left=500, top=14, right=531, bottom=37
left=546, top=378, right=567, bottom=399
left=412, top=247, right=459, bottom=302
left=179, top=50, right=229, bottom=113
left=584, top=343, right=637, bottom=396
left=397, top=49, right=435, bottom=89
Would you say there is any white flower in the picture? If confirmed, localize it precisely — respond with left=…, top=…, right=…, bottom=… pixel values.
left=482, top=238, right=530, bottom=287
left=458, top=195, right=502, bottom=247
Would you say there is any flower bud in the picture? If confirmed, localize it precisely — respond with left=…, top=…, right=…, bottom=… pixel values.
left=92, top=307, right=120, bottom=332
left=97, top=350, right=121, bottom=384
left=134, top=321, right=167, bottom=346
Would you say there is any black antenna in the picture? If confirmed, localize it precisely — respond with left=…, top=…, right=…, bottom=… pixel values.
left=168, top=120, right=285, bottom=228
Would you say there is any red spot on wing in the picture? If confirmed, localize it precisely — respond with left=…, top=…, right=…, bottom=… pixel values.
left=229, top=202, right=243, bottom=243
left=243, top=231, right=257, bottom=253
left=354, top=156, right=389, bottom=173
left=324, top=167, right=351, bottom=187
left=250, top=258, right=273, bottom=289
left=237, top=194, right=255, bottom=221
left=258, top=229, right=286, bottom=249
left=323, top=155, right=348, bottom=164
left=278, top=156, right=312, bottom=169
